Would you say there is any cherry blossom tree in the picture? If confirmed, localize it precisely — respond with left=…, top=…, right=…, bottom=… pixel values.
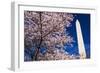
left=24, top=11, right=77, bottom=61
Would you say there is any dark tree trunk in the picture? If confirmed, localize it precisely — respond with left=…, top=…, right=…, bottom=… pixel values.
left=34, top=47, right=40, bottom=60
left=33, top=12, right=43, bottom=61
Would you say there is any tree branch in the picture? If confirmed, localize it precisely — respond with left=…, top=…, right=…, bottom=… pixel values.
left=42, top=23, right=64, bottom=39
left=34, top=12, right=43, bottom=60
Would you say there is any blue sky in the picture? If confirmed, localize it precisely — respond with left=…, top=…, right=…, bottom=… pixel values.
left=65, top=13, right=90, bottom=58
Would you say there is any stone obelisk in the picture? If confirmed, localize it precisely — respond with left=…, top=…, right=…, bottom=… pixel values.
left=76, top=20, right=86, bottom=59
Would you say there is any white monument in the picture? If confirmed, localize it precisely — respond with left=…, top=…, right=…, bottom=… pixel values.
left=76, top=20, right=86, bottom=59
